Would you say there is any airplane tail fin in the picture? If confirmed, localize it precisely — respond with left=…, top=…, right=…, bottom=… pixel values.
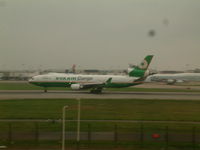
left=138, top=55, right=154, bottom=70
left=128, top=55, right=154, bottom=77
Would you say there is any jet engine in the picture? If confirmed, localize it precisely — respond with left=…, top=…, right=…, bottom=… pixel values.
left=167, top=79, right=176, bottom=85
left=71, top=84, right=83, bottom=90
left=127, top=67, right=150, bottom=78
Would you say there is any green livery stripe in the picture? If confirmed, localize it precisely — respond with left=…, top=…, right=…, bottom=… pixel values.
left=29, top=81, right=71, bottom=87
left=29, top=81, right=94, bottom=87
left=29, top=81, right=144, bottom=88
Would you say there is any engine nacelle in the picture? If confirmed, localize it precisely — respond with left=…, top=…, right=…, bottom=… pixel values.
left=128, top=68, right=150, bottom=78
left=71, top=84, right=83, bottom=90
left=176, top=80, right=184, bottom=83
left=167, top=79, right=176, bottom=85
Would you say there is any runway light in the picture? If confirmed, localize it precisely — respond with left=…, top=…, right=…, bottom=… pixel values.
left=152, top=133, right=160, bottom=139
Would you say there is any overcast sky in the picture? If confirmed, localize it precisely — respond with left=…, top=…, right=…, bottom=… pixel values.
left=0, top=0, right=200, bottom=71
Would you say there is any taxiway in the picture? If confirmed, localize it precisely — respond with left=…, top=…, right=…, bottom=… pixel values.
left=0, top=90, right=200, bottom=100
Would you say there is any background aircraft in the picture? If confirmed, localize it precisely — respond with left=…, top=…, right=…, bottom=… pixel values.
left=146, top=73, right=200, bottom=84
left=29, top=55, right=153, bottom=93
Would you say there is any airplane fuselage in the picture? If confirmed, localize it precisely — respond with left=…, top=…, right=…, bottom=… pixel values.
left=147, top=73, right=200, bottom=83
left=29, top=73, right=143, bottom=88
left=29, top=55, right=153, bottom=93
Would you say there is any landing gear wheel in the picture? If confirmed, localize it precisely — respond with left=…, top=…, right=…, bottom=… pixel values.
left=90, top=88, right=102, bottom=94
left=44, top=87, right=47, bottom=93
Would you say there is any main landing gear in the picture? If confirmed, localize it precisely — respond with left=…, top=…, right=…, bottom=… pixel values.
left=44, top=87, right=47, bottom=93
left=90, top=88, right=102, bottom=94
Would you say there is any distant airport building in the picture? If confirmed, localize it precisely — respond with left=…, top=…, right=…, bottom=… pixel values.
left=194, top=68, right=200, bottom=73
left=0, top=69, right=126, bottom=81
left=0, top=71, right=40, bottom=80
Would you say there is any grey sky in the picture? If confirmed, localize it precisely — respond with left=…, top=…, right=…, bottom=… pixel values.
left=0, top=0, right=200, bottom=71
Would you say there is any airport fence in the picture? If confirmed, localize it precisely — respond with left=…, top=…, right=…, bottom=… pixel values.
left=0, top=120, right=200, bottom=149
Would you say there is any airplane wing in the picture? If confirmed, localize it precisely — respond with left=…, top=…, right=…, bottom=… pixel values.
left=81, top=78, right=112, bottom=89
left=71, top=78, right=112, bottom=90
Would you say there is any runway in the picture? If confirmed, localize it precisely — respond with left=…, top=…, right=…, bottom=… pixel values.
left=0, top=90, right=200, bottom=100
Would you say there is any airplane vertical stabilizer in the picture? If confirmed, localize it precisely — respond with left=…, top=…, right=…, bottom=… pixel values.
left=128, top=55, right=153, bottom=77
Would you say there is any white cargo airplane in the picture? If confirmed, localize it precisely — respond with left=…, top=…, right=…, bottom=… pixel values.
left=29, top=55, right=153, bottom=93
left=146, top=73, right=200, bottom=84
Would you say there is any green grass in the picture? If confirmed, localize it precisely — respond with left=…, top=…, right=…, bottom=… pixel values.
left=1, top=98, right=200, bottom=149
left=1, top=98, right=200, bottom=121
left=1, top=98, right=200, bottom=133
left=0, top=82, right=66, bottom=90
left=1, top=81, right=200, bottom=92
left=2, top=140, right=198, bottom=150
